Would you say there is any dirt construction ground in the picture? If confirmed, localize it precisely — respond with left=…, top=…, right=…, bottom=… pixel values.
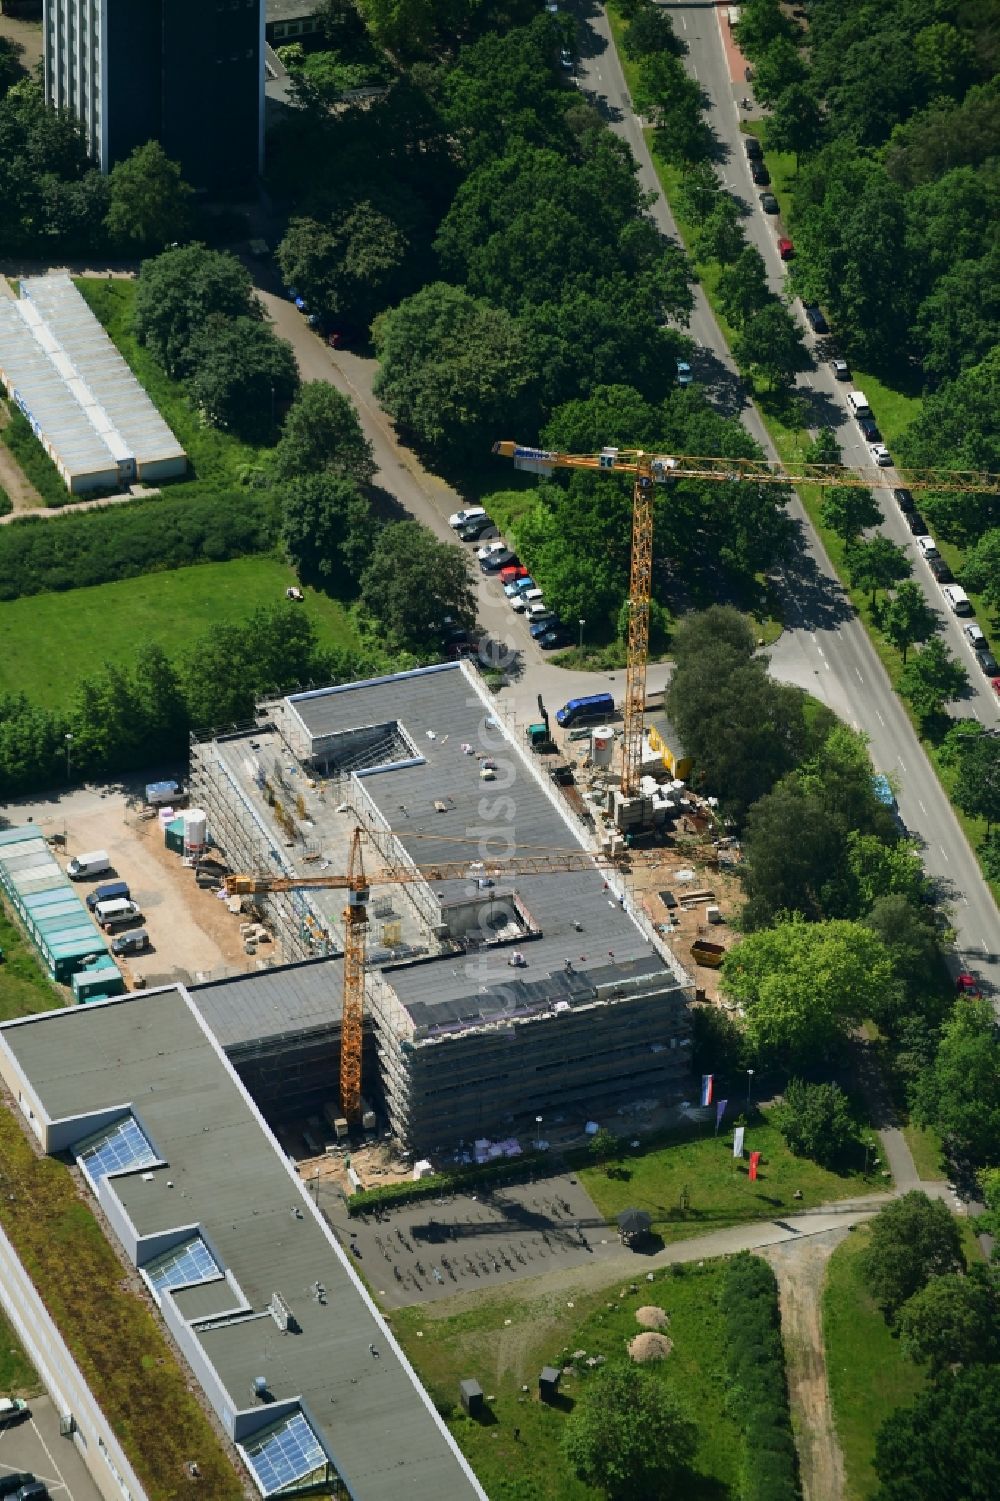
left=3, top=781, right=259, bottom=989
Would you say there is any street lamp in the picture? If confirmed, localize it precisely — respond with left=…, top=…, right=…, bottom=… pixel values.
left=535, top=1115, right=543, bottom=1151
left=746, top=1068, right=755, bottom=1115
left=578, top=618, right=586, bottom=651
left=64, top=732, right=74, bottom=782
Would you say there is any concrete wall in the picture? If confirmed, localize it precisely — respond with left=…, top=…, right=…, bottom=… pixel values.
left=0, top=1222, right=148, bottom=1501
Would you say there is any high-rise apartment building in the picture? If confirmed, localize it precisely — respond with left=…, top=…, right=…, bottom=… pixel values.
left=43, top=0, right=264, bottom=191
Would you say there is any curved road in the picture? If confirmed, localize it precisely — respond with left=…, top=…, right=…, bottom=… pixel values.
left=571, top=2, right=998, bottom=990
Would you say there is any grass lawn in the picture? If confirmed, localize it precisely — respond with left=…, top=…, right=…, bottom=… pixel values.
left=0, top=557, right=361, bottom=710
left=75, top=278, right=273, bottom=490
left=578, top=1112, right=877, bottom=1243
left=0, top=900, right=63, bottom=1023
left=0, top=1309, right=39, bottom=1396
left=0, top=1105, right=243, bottom=1500
left=392, top=1259, right=741, bottom=1501
left=901, top=1120, right=946, bottom=1181
left=823, top=1226, right=925, bottom=1500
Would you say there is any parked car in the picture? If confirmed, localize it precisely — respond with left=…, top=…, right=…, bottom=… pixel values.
left=759, top=192, right=779, bottom=214
left=0, top=1477, right=36, bottom=1499
left=744, top=135, right=762, bottom=159
left=477, top=539, right=507, bottom=562
left=915, top=535, right=940, bottom=559
left=941, top=584, right=972, bottom=615
left=991, top=676, right=1000, bottom=700
left=977, top=649, right=1000, bottom=676
left=905, top=510, right=927, bottom=535
left=892, top=487, right=915, bottom=512
left=927, top=556, right=954, bottom=584
left=503, top=576, right=534, bottom=600
left=956, top=972, right=981, bottom=997
left=750, top=161, right=771, bottom=186
left=963, top=623, right=987, bottom=650
left=830, top=357, right=850, bottom=380
left=449, top=506, right=486, bottom=530
left=676, top=360, right=693, bottom=386
left=869, top=443, right=892, bottom=466
left=456, top=515, right=496, bottom=542
left=529, top=615, right=559, bottom=638
left=512, top=586, right=543, bottom=612
left=778, top=237, right=794, bottom=260
left=86, top=879, right=130, bottom=912
left=525, top=600, right=552, bottom=621
left=111, top=928, right=149, bottom=957
left=858, top=417, right=882, bottom=442
left=559, top=47, right=574, bottom=69
left=480, top=549, right=517, bottom=573
left=498, top=564, right=528, bottom=585
left=803, top=304, right=829, bottom=333
left=0, top=1398, right=28, bottom=1428
left=538, top=627, right=571, bottom=650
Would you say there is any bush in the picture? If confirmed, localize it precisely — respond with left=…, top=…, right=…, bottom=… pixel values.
left=772, top=1079, right=859, bottom=1169
left=0, top=488, right=280, bottom=602
left=720, top=1253, right=802, bottom=1501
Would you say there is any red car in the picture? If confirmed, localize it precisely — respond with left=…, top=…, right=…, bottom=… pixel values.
left=956, top=973, right=981, bottom=998
left=499, top=564, right=528, bottom=585
left=778, top=238, right=794, bottom=260
left=992, top=675, right=1000, bottom=700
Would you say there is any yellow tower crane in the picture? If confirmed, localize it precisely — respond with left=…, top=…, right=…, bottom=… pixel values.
left=225, top=830, right=670, bottom=1125
left=493, top=439, right=999, bottom=798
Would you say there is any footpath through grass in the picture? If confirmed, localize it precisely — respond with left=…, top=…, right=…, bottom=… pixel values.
left=0, top=557, right=361, bottom=710
left=579, top=1111, right=878, bottom=1242
left=823, top=1226, right=924, bottom=1500
left=393, top=1259, right=741, bottom=1501
left=0, top=1108, right=243, bottom=1500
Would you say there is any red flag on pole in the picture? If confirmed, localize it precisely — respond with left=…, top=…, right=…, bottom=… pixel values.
left=749, top=1151, right=761, bottom=1182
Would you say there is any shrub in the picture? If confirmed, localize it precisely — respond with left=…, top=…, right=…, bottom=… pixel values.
left=720, top=1253, right=802, bottom=1501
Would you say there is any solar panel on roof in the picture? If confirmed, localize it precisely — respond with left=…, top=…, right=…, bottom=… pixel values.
left=243, top=1410, right=327, bottom=1494
left=143, top=1235, right=220, bottom=1299
left=76, top=1115, right=157, bottom=1182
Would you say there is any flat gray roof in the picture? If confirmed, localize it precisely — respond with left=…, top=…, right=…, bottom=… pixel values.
left=0, top=992, right=485, bottom=1500
left=285, top=666, right=682, bottom=1027
left=191, top=957, right=344, bottom=1049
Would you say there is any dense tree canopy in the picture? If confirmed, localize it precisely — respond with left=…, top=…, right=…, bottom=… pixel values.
left=133, top=246, right=263, bottom=378
left=873, top=1368, right=1000, bottom=1501
left=862, top=1192, right=965, bottom=1323
left=562, top=1361, right=697, bottom=1499
left=360, top=521, right=476, bottom=654
left=187, top=318, right=299, bottom=439
left=273, top=383, right=376, bottom=487
left=281, top=474, right=374, bottom=590
left=105, top=141, right=194, bottom=251
left=912, top=1000, right=1000, bottom=1166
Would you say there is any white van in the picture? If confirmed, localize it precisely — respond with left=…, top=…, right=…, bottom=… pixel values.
left=846, top=390, right=871, bottom=417
left=67, top=850, right=112, bottom=880
left=95, top=897, right=142, bottom=931
left=941, top=584, right=972, bottom=616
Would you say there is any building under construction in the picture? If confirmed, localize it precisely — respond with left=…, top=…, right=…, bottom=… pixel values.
left=189, top=663, right=693, bottom=1152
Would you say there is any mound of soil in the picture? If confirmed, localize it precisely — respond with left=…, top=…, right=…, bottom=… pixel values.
left=635, top=1305, right=669, bottom=1329
left=628, top=1331, right=673, bottom=1363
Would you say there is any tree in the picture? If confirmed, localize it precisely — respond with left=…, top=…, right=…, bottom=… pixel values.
left=898, top=638, right=968, bottom=723
left=638, top=52, right=713, bottom=164
left=753, top=37, right=807, bottom=108
left=133, top=245, right=262, bottom=377
left=360, top=522, right=476, bottom=654
left=277, top=201, right=409, bottom=329
left=281, top=474, right=374, bottom=590
left=952, top=725, right=1000, bottom=832
left=188, top=318, right=300, bottom=438
left=912, top=1000, right=1000, bottom=1166
left=734, top=0, right=792, bottom=55
left=897, top=1269, right=1000, bottom=1372
left=716, top=246, right=771, bottom=327
left=806, top=427, right=841, bottom=466
left=273, top=383, right=376, bottom=487
left=960, top=527, right=1000, bottom=613
left=372, top=283, right=540, bottom=459
left=673, top=163, right=722, bottom=227
left=873, top=1368, right=1000, bottom=1501
left=767, top=82, right=823, bottom=158
left=721, top=918, right=895, bottom=1062
left=733, top=301, right=809, bottom=389
left=622, top=5, right=684, bottom=61
left=353, top=0, right=436, bottom=55
left=882, top=580, right=939, bottom=663
left=0, top=37, right=26, bottom=100
left=104, top=141, right=194, bottom=251
left=863, top=894, right=939, bottom=1000
left=739, top=779, right=842, bottom=927
left=589, top=1127, right=622, bottom=1172
left=772, top=1079, right=858, bottom=1168
left=562, top=1361, right=697, bottom=1499
left=846, top=536, right=911, bottom=603
left=693, top=198, right=746, bottom=266
left=821, top=485, right=881, bottom=543
left=862, top=1192, right=964, bottom=1323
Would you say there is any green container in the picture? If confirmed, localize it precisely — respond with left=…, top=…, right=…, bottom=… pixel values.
left=165, top=816, right=185, bottom=854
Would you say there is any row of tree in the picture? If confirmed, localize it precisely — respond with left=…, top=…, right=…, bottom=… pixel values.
left=721, top=1254, right=801, bottom=1501
left=859, top=1193, right=1000, bottom=1500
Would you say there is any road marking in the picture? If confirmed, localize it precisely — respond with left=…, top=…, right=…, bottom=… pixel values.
left=681, top=14, right=687, bottom=27
left=898, top=760, right=907, bottom=772
left=28, top=1416, right=71, bottom=1497
left=918, top=800, right=927, bottom=814
left=875, top=710, right=885, bottom=725
left=816, top=644, right=825, bottom=657
left=940, top=846, right=950, bottom=862
left=855, top=667, right=864, bottom=682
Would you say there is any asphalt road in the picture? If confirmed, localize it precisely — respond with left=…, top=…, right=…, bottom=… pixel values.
left=572, top=4, right=999, bottom=990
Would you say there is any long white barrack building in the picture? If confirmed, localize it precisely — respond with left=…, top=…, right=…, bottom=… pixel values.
left=0, top=274, right=186, bottom=494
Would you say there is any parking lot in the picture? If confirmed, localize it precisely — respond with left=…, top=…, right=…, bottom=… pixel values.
left=0, top=1396, right=103, bottom=1501
left=320, top=1171, right=626, bottom=1310
left=4, top=781, right=256, bottom=990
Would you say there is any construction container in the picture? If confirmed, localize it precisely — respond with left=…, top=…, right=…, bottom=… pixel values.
left=71, top=956, right=126, bottom=1003
left=164, top=817, right=185, bottom=854
left=0, top=826, right=108, bottom=982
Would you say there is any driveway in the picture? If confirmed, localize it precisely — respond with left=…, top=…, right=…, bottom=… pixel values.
left=0, top=1396, right=103, bottom=1501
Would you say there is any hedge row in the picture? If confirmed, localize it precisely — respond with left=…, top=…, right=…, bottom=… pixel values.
left=346, top=1151, right=552, bottom=1216
left=720, top=1253, right=802, bottom=1501
left=0, top=486, right=280, bottom=601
